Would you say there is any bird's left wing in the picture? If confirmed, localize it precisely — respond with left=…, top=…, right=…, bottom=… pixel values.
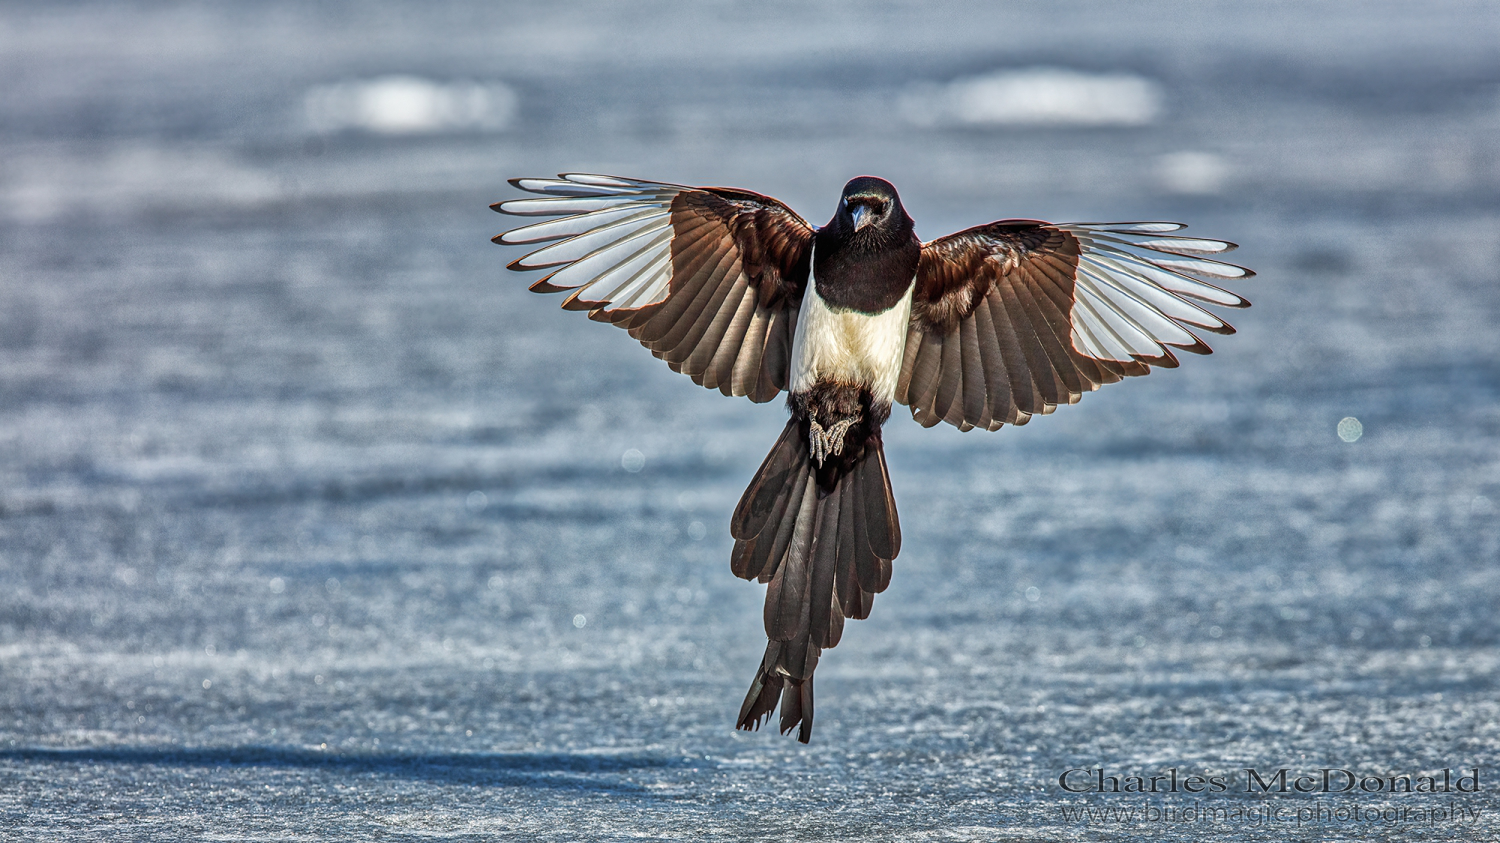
left=494, top=174, right=815, bottom=403
left=897, top=220, right=1253, bottom=431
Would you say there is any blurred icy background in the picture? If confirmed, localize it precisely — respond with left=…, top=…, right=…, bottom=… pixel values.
left=2, top=2, right=1499, bottom=840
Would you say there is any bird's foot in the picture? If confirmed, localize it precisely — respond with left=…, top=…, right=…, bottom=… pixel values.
left=808, top=417, right=857, bottom=467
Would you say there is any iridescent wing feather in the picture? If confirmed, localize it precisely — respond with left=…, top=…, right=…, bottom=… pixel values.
left=899, top=221, right=1253, bottom=431
left=494, top=174, right=816, bottom=403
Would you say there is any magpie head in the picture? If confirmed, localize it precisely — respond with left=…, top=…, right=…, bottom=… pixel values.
left=834, top=176, right=912, bottom=241
left=814, top=176, right=921, bottom=309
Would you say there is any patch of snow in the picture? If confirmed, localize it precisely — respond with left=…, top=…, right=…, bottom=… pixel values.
left=902, top=67, right=1162, bottom=128
left=303, top=76, right=518, bottom=135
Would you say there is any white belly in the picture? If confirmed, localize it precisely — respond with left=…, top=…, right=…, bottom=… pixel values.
left=789, top=275, right=914, bottom=402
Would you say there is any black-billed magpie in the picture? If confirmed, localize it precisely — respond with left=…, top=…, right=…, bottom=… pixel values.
left=493, top=174, right=1252, bottom=743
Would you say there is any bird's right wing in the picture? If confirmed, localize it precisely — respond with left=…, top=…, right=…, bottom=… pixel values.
left=494, top=174, right=815, bottom=403
left=898, top=220, right=1253, bottom=431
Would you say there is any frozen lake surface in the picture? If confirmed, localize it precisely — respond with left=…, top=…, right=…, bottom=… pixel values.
left=2, top=2, right=1499, bottom=840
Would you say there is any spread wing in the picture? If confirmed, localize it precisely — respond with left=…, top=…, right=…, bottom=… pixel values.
left=493, top=174, right=815, bottom=403
left=897, top=221, right=1253, bottom=431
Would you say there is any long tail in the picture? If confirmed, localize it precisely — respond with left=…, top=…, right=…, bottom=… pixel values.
left=729, top=411, right=900, bottom=743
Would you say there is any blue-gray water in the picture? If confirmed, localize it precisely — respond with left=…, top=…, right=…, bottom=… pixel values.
left=3, top=2, right=1499, bottom=840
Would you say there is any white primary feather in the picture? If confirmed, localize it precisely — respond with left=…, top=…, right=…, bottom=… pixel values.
left=545, top=228, right=672, bottom=293
left=518, top=211, right=672, bottom=268
left=497, top=195, right=662, bottom=217
left=1118, top=236, right=1234, bottom=254
left=1073, top=282, right=1163, bottom=358
left=1084, top=222, right=1185, bottom=233
left=1079, top=253, right=1230, bottom=331
left=501, top=205, right=665, bottom=246
left=509, top=178, right=642, bottom=197
left=1065, top=224, right=1250, bottom=301
left=1057, top=222, right=1251, bottom=361
left=1076, top=266, right=1201, bottom=348
left=1090, top=246, right=1245, bottom=307
left=497, top=175, right=690, bottom=312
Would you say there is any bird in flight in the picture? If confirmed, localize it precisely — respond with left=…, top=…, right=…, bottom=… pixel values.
left=492, top=174, right=1251, bottom=743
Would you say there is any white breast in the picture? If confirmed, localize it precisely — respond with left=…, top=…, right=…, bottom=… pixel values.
left=789, top=269, right=915, bottom=403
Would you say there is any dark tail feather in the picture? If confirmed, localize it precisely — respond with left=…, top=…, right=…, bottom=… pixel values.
left=732, top=416, right=898, bottom=743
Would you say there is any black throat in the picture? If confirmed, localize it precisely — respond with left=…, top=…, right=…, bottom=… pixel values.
left=812, top=209, right=920, bottom=315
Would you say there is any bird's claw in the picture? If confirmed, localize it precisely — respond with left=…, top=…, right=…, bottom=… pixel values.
left=808, top=417, right=857, bottom=467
